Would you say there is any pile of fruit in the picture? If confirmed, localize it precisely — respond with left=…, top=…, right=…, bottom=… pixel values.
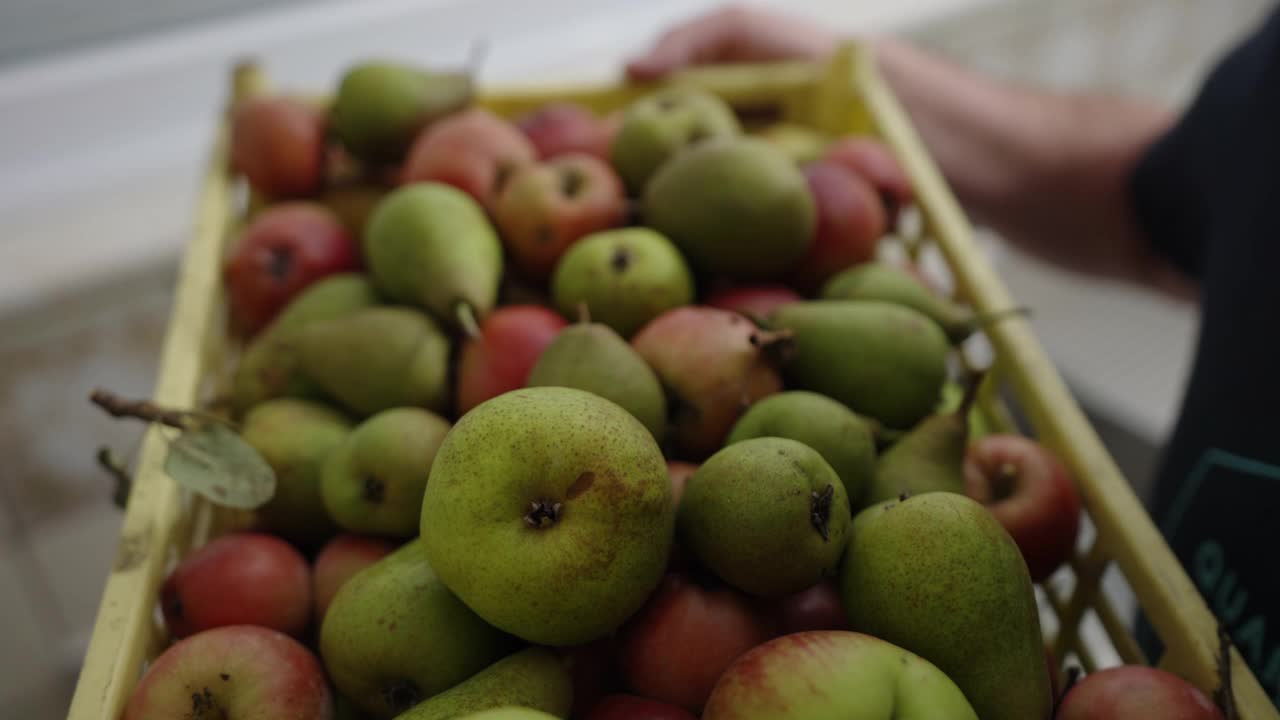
left=119, top=59, right=1227, bottom=720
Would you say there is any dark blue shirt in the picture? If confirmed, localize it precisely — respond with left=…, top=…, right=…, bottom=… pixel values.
left=1131, top=5, right=1280, bottom=706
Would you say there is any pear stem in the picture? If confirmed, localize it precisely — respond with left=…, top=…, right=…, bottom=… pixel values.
left=956, top=370, right=987, bottom=420
left=750, top=328, right=795, bottom=365
left=456, top=302, right=482, bottom=340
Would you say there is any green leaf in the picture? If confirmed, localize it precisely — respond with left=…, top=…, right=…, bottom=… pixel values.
left=164, top=423, right=276, bottom=509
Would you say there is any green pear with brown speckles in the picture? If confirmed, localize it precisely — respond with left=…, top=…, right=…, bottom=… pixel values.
left=550, top=227, right=694, bottom=338
left=394, top=648, right=572, bottom=720
left=231, top=273, right=380, bottom=415
left=421, top=387, right=673, bottom=646
left=726, top=391, right=877, bottom=510
left=526, top=322, right=667, bottom=439
left=240, top=398, right=351, bottom=549
left=321, top=540, right=514, bottom=719
left=679, top=437, right=851, bottom=597
left=458, top=709, right=562, bottom=720
left=321, top=407, right=451, bottom=538
left=840, top=492, right=1052, bottom=720
left=294, top=306, right=451, bottom=417
left=770, top=300, right=948, bottom=430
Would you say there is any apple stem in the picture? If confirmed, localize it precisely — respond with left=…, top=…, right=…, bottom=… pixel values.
left=991, top=462, right=1019, bottom=502
left=810, top=484, right=835, bottom=541
left=456, top=302, right=482, bottom=340
left=576, top=302, right=591, bottom=325
left=1215, top=623, right=1240, bottom=720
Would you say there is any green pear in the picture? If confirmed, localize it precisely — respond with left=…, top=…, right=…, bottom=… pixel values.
left=526, top=322, right=666, bottom=439
left=821, top=262, right=981, bottom=343
left=726, top=391, right=876, bottom=510
left=320, top=540, right=515, bottom=719
left=645, top=137, right=814, bottom=280
left=679, top=437, right=851, bottom=597
left=240, top=398, right=351, bottom=548
left=365, top=183, right=503, bottom=330
left=550, top=228, right=694, bottom=338
left=702, top=630, right=977, bottom=719
left=293, top=306, right=451, bottom=417
left=331, top=62, right=472, bottom=162
left=393, top=648, right=572, bottom=720
left=769, top=300, right=948, bottom=430
left=459, top=710, right=560, bottom=720
left=611, top=87, right=740, bottom=195
left=231, top=273, right=380, bottom=415
left=938, top=379, right=993, bottom=439
left=840, top=493, right=1052, bottom=720
left=421, top=387, right=672, bottom=646
left=859, top=376, right=981, bottom=509
left=753, top=123, right=831, bottom=165
left=321, top=407, right=452, bottom=538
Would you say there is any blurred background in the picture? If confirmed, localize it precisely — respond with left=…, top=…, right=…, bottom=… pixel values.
left=0, top=0, right=1271, bottom=716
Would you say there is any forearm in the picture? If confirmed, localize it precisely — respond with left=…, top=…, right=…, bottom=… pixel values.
left=871, top=38, right=1191, bottom=296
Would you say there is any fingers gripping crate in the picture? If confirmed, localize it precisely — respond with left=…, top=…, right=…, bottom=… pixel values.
left=68, top=43, right=1277, bottom=720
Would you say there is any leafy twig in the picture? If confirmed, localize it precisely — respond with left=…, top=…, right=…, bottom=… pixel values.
left=89, top=388, right=190, bottom=430
left=96, top=446, right=132, bottom=509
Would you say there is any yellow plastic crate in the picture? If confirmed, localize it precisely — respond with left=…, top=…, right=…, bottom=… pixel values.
left=68, top=43, right=1277, bottom=720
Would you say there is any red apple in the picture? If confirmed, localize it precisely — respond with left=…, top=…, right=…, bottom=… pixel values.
left=312, top=533, right=398, bottom=621
left=617, top=573, right=773, bottom=714
left=1056, top=666, right=1223, bottom=720
left=492, top=153, right=627, bottom=278
left=161, top=532, right=311, bottom=639
left=791, top=160, right=885, bottom=290
left=401, top=107, right=537, bottom=204
left=666, top=461, right=698, bottom=508
left=560, top=637, right=619, bottom=719
left=224, top=202, right=360, bottom=337
left=517, top=102, right=610, bottom=160
left=124, top=625, right=333, bottom=720
left=824, top=136, right=914, bottom=228
left=963, top=434, right=1081, bottom=582
left=586, top=694, right=697, bottom=720
left=773, top=580, right=848, bottom=635
left=704, top=285, right=802, bottom=320
left=231, top=96, right=327, bottom=198
left=703, top=631, right=976, bottom=719
left=457, top=305, right=568, bottom=415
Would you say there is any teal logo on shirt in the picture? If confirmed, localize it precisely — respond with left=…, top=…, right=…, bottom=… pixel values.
left=1164, top=448, right=1280, bottom=705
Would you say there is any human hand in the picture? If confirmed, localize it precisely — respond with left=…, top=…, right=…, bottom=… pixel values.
left=626, top=5, right=839, bottom=81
